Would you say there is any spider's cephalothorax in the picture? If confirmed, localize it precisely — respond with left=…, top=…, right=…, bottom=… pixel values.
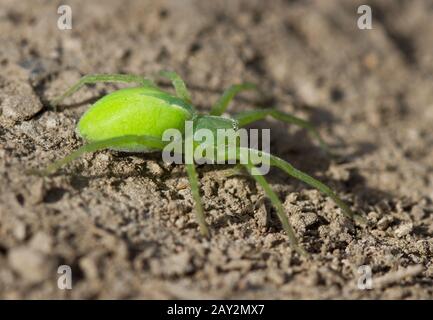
left=38, top=71, right=365, bottom=256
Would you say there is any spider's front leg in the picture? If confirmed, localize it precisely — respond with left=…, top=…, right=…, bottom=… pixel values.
left=243, top=161, right=307, bottom=256
left=185, top=163, right=210, bottom=237
left=243, top=147, right=366, bottom=224
left=268, top=153, right=366, bottom=224
left=51, top=74, right=155, bottom=110
left=234, top=109, right=332, bottom=155
left=210, top=83, right=257, bottom=116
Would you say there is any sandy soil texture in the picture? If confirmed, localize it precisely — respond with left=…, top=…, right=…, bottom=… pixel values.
left=0, top=0, right=432, bottom=299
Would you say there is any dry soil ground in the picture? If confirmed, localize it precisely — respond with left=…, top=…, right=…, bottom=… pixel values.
left=0, top=0, right=432, bottom=299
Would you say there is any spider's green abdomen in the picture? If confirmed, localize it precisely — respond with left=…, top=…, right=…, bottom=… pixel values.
left=77, top=87, right=193, bottom=152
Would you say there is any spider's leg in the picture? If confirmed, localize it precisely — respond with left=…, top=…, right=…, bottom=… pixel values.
left=31, top=135, right=165, bottom=176
left=234, top=109, right=331, bottom=155
left=269, top=154, right=366, bottom=224
left=243, top=161, right=307, bottom=256
left=237, top=147, right=366, bottom=224
left=210, top=83, right=257, bottom=116
left=185, top=163, right=210, bottom=237
left=159, top=71, right=192, bottom=104
left=51, top=74, right=156, bottom=110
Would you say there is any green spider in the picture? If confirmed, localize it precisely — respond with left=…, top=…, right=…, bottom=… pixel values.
left=37, top=71, right=365, bottom=256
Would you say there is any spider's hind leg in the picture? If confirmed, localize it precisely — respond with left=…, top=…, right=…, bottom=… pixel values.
left=51, top=74, right=155, bottom=110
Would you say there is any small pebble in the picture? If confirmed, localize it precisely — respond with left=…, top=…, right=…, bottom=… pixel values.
left=8, top=246, right=55, bottom=284
left=410, top=205, right=425, bottom=220
left=30, top=232, right=53, bottom=254
left=377, top=216, right=392, bottom=230
left=0, top=68, right=43, bottom=124
left=394, top=222, right=413, bottom=238
left=147, top=161, right=164, bottom=176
